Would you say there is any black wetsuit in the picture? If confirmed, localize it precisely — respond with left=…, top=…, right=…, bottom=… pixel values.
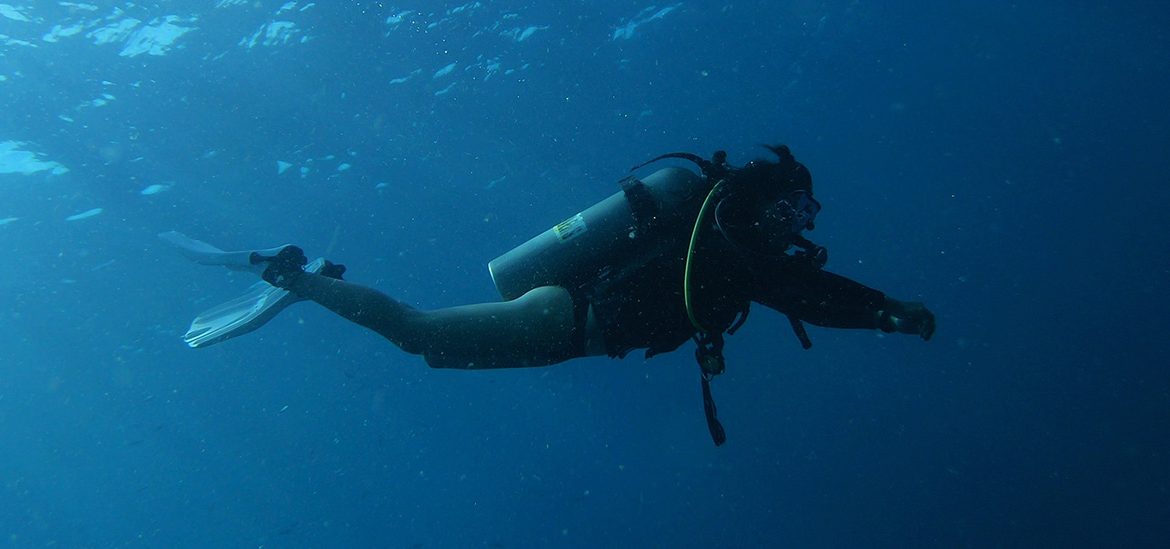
left=589, top=225, right=886, bottom=359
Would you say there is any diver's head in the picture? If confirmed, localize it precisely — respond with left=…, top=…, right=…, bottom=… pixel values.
left=734, top=144, right=813, bottom=196
left=714, top=189, right=820, bottom=255
left=713, top=145, right=819, bottom=255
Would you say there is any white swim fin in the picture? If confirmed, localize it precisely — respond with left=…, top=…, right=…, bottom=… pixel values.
left=160, top=231, right=324, bottom=348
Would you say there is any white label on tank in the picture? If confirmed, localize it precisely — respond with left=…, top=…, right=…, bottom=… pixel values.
left=553, top=213, right=587, bottom=242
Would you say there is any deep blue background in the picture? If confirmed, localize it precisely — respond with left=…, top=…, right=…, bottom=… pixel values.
left=2, top=1, right=1168, bottom=547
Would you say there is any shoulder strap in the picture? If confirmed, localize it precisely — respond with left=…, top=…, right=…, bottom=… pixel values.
left=618, top=175, right=659, bottom=235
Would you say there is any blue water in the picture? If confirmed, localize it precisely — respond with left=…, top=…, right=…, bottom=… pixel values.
left=2, top=1, right=1168, bottom=547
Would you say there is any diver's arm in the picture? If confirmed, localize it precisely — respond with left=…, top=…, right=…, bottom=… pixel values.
left=754, top=268, right=935, bottom=339
left=754, top=268, right=886, bottom=329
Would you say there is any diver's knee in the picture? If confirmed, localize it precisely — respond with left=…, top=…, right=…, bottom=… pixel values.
left=514, top=286, right=574, bottom=322
left=517, top=285, right=572, bottom=307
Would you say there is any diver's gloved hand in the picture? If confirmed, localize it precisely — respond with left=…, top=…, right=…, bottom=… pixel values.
left=878, top=298, right=936, bottom=341
left=250, top=245, right=308, bottom=288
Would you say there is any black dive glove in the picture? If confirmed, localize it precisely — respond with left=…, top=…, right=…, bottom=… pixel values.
left=878, top=298, right=936, bottom=341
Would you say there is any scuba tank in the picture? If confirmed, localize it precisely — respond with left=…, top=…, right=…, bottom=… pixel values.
left=488, top=167, right=707, bottom=300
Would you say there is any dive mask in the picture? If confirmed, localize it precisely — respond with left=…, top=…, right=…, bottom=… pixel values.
left=714, top=190, right=821, bottom=255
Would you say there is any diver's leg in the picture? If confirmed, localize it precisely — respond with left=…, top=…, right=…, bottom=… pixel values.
left=285, top=274, right=594, bottom=368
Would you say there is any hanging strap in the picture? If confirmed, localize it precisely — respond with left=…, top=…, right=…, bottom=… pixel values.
left=787, top=315, right=813, bottom=350
left=694, top=333, right=727, bottom=446
left=701, top=375, right=727, bottom=446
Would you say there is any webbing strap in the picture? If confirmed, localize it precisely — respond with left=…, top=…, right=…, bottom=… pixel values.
left=619, top=176, right=657, bottom=235
left=701, top=375, right=727, bottom=446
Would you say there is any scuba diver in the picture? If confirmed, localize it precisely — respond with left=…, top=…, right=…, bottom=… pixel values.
left=162, top=144, right=935, bottom=445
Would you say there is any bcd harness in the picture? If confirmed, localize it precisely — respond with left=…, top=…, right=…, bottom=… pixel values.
left=628, top=147, right=828, bottom=446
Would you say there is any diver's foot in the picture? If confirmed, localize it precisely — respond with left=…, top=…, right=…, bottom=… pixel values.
left=321, top=260, right=346, bottom=280
left=250, top=245, right=308, bottom=288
